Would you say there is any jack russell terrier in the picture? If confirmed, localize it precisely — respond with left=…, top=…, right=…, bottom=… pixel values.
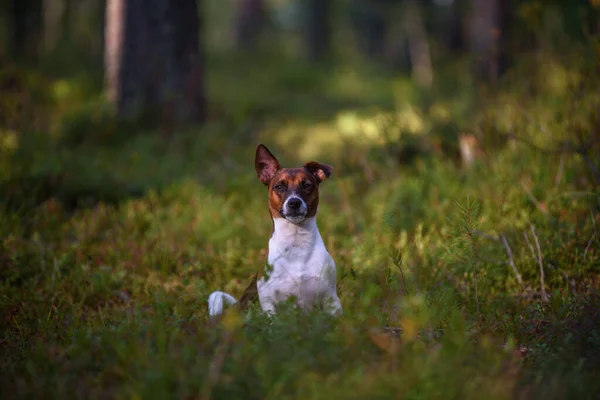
left=207, top=144, right=342, bottom=317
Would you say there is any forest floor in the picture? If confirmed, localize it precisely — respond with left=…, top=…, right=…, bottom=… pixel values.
left=1, top=48, right=600, bottom=399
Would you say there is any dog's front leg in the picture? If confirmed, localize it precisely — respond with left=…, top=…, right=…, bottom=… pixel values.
left=259, top=296, right=277, bottom=316
left=323, top=293, right=342, bottom=316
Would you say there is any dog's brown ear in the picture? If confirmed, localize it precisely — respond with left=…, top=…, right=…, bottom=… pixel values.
left=304, top=161, right=332, bottom=183
left=255, top=144, right=281, bottom=186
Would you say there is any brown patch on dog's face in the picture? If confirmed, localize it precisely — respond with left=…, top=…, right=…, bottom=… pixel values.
left=268, top=168, right=321, bottom=219
left=254, top=144, right=332, bottom=222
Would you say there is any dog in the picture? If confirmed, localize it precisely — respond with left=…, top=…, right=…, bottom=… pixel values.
left=207, top=144, right=342, bottom=317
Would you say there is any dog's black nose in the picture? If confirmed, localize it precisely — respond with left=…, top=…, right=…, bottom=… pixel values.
left=287, top=198, right=302, bottom=209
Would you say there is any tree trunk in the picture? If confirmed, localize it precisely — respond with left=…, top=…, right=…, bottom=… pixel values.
left=305, top=0, right=331, bottom=62
left=497, top=0, right=512, bottom=77
left=432, top=0, right=465, bottom=54
left=42, top=0, right=64, bottom=52
left=234, top=0, right=265, bottom=50
left=59, top=0, right=72, bottom=47
left=469, top=0, right=501, bottom=84
left=404, top=0, right=432, bottom=87
left=104, top=0, right=205, bottom=125
left=350, top=0, right=389, bottom=59
left=8, top=0, right=43, bottom=62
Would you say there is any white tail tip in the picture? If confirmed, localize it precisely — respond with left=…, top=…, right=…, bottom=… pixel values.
left=208, top=291, right=237, bottom=317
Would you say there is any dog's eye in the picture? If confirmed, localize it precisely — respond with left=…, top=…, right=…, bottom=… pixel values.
left=273, top=183, right=286, bottom=193
left=301, top=181, right=313, bottom=190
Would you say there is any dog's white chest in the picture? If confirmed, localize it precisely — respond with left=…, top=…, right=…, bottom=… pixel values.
left=257, top=217, right=340, bottom=314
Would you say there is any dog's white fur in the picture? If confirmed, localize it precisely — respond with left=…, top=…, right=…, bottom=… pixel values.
left=258, top=216, right=341, bottom=315
left=208, top=291, right=237, bottom=316
left=208, top=191, right=341, bottom=317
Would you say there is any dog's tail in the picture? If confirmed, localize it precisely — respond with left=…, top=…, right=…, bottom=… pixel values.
left=207, top=272, right=260, bottom=317
left=208, top=291, right=238, bottom=317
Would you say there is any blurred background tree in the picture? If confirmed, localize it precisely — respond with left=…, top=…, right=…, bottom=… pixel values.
left=234, top=0, right=267, bottom=51
left=104, top=0, right=205, bottom=125
left=7, top=0, right=43, bottom=62
left=0, top=0, right=598, bottom=134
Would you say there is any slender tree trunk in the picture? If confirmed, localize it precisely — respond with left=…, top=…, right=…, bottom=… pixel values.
left=104, top=0, right=205, bottom=125
left=305, top=0, right=331, bottom=61
left=59, top=0, right=72, bottom=46
left=234, top=0, right=265, bottom=50
left=351, top=0, right=388, bottom=59
left=42, top=0, right=64, bottom=52
left=404, top=0, right=433, bottom=87
left=96, top=0, right=107, bottom=60
left=497, top=0, right=512, bottom=77
left=432, top=0, right=465, bottom=54
left=469, top=0, right=501, bottom=83
left=8, top=0, right=43, bottom=61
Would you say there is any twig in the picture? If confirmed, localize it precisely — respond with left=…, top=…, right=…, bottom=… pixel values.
left=474, top=230, right=524, bottom=288
left=478, top=256, right=512, bottom=266
left=398, top=263, right=410, bottom=297
left=500, top=235, right=524, bottom=287
left=473, top=229, right=499, bottom=242
left=201, top=330, right=234, bottom=400
left=554, top=145, right=566, bottom=188
left=521, top=180, right=548, bottom=214
left=505, top=117, right=600, bottom=187
left=523, top=230, right=547, bottom=301
left=529, top=224, right=549, bottom=302
left=465, top=207, right=480, bottom=316
left=523, top=230, right=535, bottom=258
left=503, top=130, right=600, bottom=155
left=511, top=290, right=550, bottom=299
left=445, top=272, right=468, bottom=295
left=580, top=152, right=600, bottom=186
left=511, top=87, right=600, bottom=186
left=584, top=232, right=597, bottom=260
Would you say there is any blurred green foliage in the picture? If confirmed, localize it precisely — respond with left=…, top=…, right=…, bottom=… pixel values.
left=1, top=1, right=600, bottom=399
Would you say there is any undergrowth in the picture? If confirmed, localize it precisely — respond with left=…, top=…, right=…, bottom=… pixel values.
left=1, top=33, right=600, bottom=400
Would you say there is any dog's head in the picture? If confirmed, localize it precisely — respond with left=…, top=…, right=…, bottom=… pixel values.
left=255, top=144, right=332, bottom=224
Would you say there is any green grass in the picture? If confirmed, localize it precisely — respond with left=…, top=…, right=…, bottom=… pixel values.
left=1, top=43, right=600, bottom=399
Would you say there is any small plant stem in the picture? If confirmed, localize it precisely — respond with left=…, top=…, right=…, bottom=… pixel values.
left=528, top=224, right=549, bottom=302
left=554, top=146, right=566, bottom=188
left=471, top=239, right=480, bottom=316
left=584, top=232, right=597, bottom=260
left=398, top=262, right=409, bottom=296
left=465, top=202, right=480, bottom=316
left=202, top=329, right=234, bottom=400
left=500, top=235, right=524, bottom=288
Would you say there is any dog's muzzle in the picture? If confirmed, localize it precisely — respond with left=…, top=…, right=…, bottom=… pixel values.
left=281, top=196, right=308, bottom=223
